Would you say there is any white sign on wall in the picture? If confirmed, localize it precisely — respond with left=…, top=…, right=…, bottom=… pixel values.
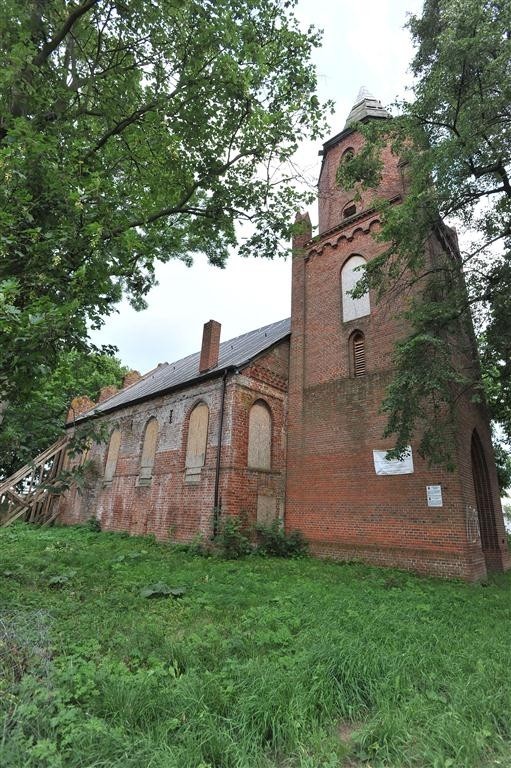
left=373, top=447, right=414, bottom=476
left=426, top=485, right=443, bottom=507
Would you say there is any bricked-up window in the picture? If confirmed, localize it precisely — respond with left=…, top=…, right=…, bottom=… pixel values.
left=341, top=255, right=370, bottom=322
left=352, top=332, right=366, bottom=376
left=185, top=402, right=209, bottom=480
left=248, top=400, right=272, bottom=470
left=139, top=417, right=158, bottom=485
left=104, top=428, right=121, bottom=483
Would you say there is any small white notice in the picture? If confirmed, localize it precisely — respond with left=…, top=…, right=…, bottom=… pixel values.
left=373, top=447, right=414, bottom=476
left=426, top=485, right=443, bottom=507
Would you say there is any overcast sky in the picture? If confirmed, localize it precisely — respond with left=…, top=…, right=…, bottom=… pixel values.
left=91, top=0, right=424, bottom=374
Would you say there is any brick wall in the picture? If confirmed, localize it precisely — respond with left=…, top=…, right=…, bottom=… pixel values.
left=58, top=341, right=289, bottom=542
left=286, top=121, right=510, bottom=581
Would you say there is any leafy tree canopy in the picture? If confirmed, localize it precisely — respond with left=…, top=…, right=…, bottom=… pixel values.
left=0, top=348, right=127, bottom=479
left=337, top=0, right=511, bottom=487
left=0, top=0, right=328, bottom=414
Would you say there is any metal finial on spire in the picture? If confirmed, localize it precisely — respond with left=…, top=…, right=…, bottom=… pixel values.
left=355, top=86, right=376, bottom=104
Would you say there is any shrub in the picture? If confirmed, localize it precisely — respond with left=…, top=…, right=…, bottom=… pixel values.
left=85, top=516, right=101, bottom=533
left=216, top=517, right=252, bottom=559
left=256, top=519, right=308, bottom=558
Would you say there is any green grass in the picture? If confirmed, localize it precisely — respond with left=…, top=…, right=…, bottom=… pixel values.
left=1, top=524, right=510, bottom=768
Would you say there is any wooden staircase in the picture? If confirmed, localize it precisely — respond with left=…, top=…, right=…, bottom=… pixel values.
left=0, top=436, right=70, bottom=527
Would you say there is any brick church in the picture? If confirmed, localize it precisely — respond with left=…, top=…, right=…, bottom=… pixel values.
left=60, top=89, right=510, bottom=581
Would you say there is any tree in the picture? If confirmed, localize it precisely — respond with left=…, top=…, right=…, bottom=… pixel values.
left=0, top=0, right=328, bottom=417
left=337, top=0, right=511, bottom=486
left=0, top=348, right=127, bottom=479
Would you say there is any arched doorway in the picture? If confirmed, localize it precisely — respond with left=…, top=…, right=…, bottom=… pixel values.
left=471, top=430, right=501, bottom=571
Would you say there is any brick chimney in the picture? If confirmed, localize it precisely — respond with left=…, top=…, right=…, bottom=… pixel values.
left=199, top=320, right=221, bottom=373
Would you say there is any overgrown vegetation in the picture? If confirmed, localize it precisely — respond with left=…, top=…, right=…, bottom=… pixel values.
left=338, top=0, right=511, bottom=478
left=1, top=524, right=510, bottom=767
left=256, top=518, right=308, bottom=558
left=0, top=0, right=328, bottom=420
left=0, top=349, right=127, bottom=480
left=188, top=517, right=308, bottom=560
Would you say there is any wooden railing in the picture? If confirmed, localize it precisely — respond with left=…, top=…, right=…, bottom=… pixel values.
left=0, top=436, right=70, bottom=527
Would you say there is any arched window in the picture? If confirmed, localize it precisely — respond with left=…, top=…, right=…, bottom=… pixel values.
left=343, top=200, right=357, bottom=218
left=139, top=418, right=158, bottom=485
left=350, top=331, right=366, bottom=377
left=248, top=400, right=272, bottom=470
left=104, top=428, right=121, bottom=483
left=341, top=147, right=354, bottom=162
left=341, top=255, right=370, bottom=322
left=185, top=402, right=209, bottom=480
left=471, top=429, right=499, bottom=568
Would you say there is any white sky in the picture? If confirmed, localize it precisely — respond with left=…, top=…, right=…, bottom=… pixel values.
left=92, top=0, right=424, bottom=373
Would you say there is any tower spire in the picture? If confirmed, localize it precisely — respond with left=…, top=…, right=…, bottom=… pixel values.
left=344, top=87, right=390, bottom=129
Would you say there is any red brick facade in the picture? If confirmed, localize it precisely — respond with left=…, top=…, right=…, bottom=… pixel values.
left=58, top=100, right=510, bottom=581
left=59, top=342, right=289, bottom=541
left=285, top=115, right=509, bottom=581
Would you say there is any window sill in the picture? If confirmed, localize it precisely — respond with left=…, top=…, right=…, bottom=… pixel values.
left=184, top=467, right=202, bottom=483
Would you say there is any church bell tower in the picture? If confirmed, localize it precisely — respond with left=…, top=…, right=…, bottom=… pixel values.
left=285, top=89, right=510, bottom=580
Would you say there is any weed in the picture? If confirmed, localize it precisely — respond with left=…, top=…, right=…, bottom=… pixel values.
left=1, top=523, right=510, bottom=768
left=215, top=516, right=252, bottom=559
left=256, top=519, right=308, bottom=557
left=84, top=516, right=101, bottom=533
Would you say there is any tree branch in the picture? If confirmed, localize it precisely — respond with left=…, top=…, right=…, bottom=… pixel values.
left=33, top=0, right=102, bottom=67
left=103, top=151, right=252, bottom=239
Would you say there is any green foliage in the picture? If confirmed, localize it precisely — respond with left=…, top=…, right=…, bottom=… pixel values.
left=84, top=516, right=102, bottom=533
left=139, top=583, right=186, bottom=599
left=492, top=440, right=511, bottom=494
left=337, top=0, right=511, bottom=470
left=215, top=516, right=253, bottom=559
left=1, top=524, right=511, bottom=767
left=0, top=0, right=329, bottom=415
left=0, top=348, right=126, bottom=479
left=256, top=518, right=308, bottom=557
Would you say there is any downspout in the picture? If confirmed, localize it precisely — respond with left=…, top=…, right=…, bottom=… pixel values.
left=213, top=369, right=228, bottom=536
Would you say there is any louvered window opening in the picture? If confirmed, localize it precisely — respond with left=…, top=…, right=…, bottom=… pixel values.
left=353, top=334, right=366, bottom=377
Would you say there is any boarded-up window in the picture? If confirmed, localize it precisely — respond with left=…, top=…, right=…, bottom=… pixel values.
left=341, top=255, right=370, bottom=322
left=139, top=418, right=158, bottom=484
left=248, top=401, right=271, bottom=470
left=185, top=403, right=209, bottom=477
left=352, top=332, right=366, bottom=377
left=257, top=494, right=277, bottom=525
left=104, top=428, right=121, bottom=483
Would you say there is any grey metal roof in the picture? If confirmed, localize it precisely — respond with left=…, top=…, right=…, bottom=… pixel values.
left=76, top=317, right=291, bottom=422
left=344, top=86, right=390, bottom=129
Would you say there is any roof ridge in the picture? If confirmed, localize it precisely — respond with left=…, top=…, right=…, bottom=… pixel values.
left=70, top=317, right=291, bottom=424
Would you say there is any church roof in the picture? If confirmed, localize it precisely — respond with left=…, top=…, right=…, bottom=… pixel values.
left=321, top=87, right=390, bottom=155
left=73, top=317, right=291, bottom=422
left=343, top=86, right=390, bottom=129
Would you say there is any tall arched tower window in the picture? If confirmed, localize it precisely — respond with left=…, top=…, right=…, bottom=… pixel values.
left=341, top=255, right=370, bottom=322
left=185, top=402, right=209, bottom=480
left=248, top=400, right=272, bottom=470
left=104, top=428, right=121, bottom=484
left=350, top=331, right=366, bottom=377
left=139, top=417, right=158, bottom=485
left=471, top=429, right=499, bottom=568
